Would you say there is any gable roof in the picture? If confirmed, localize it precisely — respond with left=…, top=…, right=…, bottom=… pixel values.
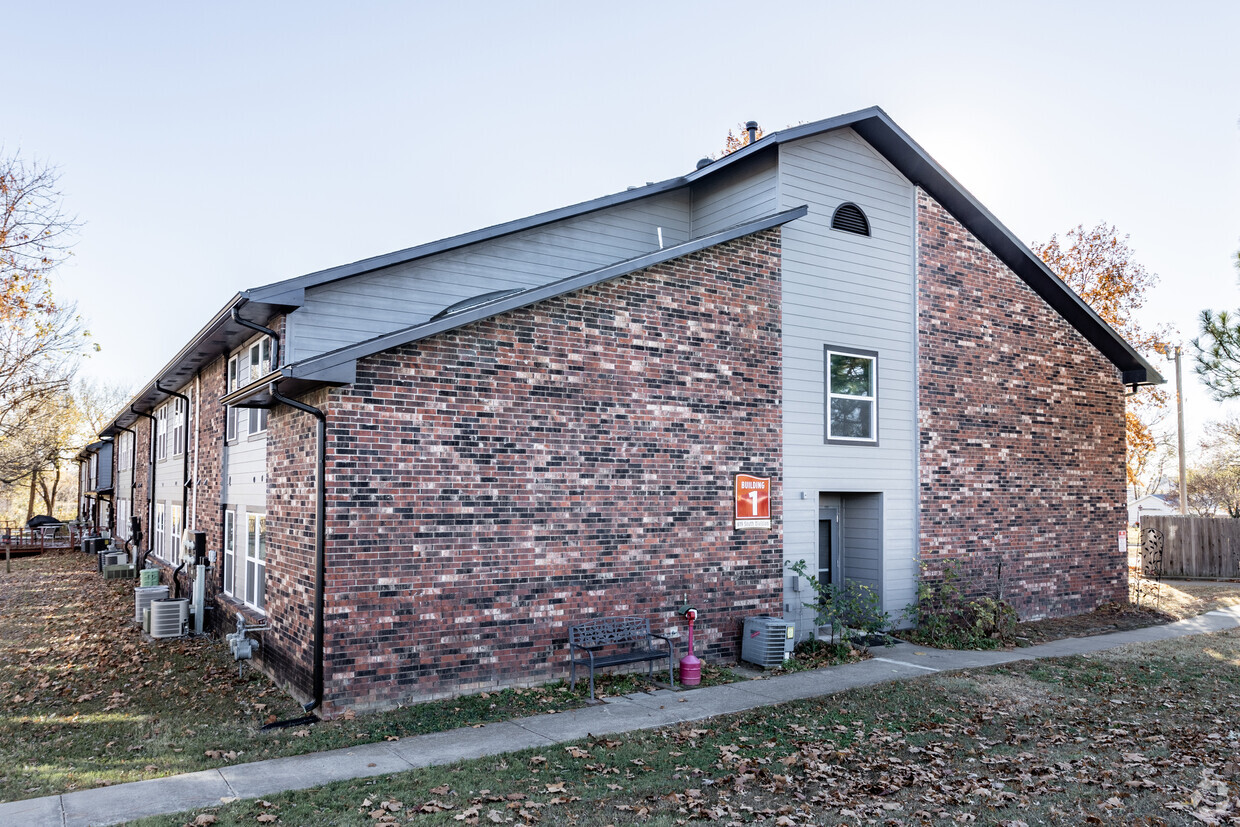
left=105, top=106, right=1164, bottom=437
left=242, top=106, right=1161, bottom=387
left=224, top=207, right=807, bottom=407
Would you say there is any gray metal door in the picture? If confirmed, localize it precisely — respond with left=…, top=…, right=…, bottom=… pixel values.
left=818, top=507, right=842, bottom=589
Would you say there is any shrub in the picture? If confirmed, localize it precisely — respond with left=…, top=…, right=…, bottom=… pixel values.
left=785, top=559, right=892, bottom=648
left=902, top=561, right=1018, bottom=649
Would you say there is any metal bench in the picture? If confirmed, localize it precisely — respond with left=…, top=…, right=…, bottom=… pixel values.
left=568, top=616, right=675, bottom=700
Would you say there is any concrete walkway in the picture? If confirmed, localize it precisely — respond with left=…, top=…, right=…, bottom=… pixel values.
left=9, top=606, right=1240, bottom=827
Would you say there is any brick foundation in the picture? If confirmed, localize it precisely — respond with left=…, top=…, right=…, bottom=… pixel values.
left=916, top=191, right=1128, bottom=619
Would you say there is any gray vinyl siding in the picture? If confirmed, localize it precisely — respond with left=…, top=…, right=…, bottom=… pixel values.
left=223, top=339, right=269, bottom=512
left=778, top=127, right=918, bottom=620
left=285, top=191, right=692, bottom=363
left=690, top=153, right=778, bottom=236
left=842, top=493, right=882, bottom=594
left=223, top=439, right=267, bottom=510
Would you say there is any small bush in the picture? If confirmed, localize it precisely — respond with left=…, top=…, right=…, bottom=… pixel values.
left=902, top=561, right=1018, bottom=650
left=785, top=560, right=892, bottom=648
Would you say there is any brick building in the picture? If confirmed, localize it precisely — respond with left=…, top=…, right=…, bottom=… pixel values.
left=79, top=108, right=1161, bottom=715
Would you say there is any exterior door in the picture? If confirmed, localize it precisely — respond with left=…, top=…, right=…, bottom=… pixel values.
left=818, top=507, right=842, bottom=590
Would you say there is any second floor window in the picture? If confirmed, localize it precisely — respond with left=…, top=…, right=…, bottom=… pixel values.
left=247, top=340, right=270, bottom=434
left=171, top=397, right=187, bottom=456
left=227, top=357, right=239, bottom=441
left=825, top=348, right=878, bottom=443
left=155, top=405, right=168, bottom=460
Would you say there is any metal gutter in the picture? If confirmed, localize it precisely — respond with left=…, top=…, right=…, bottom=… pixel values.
left=98, top=294, right=300, bottom=436
left=231, top=303, right=280, bottom=369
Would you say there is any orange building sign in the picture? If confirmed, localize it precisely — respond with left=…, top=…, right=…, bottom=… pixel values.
left=734, top=474, right=772, bottom=530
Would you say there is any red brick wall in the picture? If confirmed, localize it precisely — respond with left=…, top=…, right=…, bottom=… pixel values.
left=264, top=385, right=330, bottom=702
left=263, top=229, right=785, bottom=713
left=917, top=191, right=1128, bottom=619
left=130, top=415, right=153, bottom=554
left=193, top=356, right=226, bottom=554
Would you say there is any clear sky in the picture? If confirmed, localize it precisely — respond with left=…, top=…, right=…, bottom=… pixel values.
left=6, top=1, right=1239, bottom=459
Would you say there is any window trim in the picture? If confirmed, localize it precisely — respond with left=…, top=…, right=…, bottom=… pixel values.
left=226, top=356, right=239, bottom=442
left=154, top=503, right=165, bottom=560
left=117, top=431, right=131, bottom=472
left=170, top=396, right=186, bottom=458
left=223, top=509, right=237, bottom=597
left=155, top=404, right=168, bottom=461
left=243, top=512, right=267, bottom=613
left=247, top=341, right=270, bottom=436
left=170, top=504, right=182, bottom=562
left=824, top=346, right=879, bottom=445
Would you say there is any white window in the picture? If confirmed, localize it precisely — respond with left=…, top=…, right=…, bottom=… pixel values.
left=117, top=432, right=132, bottom=472
left=170, top=505, right=182, bottom=562
left=227, top=357, right=239, bottom=441
left=171, top=397, right=187, bottom=457
left=116, top=499, right=130, bottom=541
left=825, top=348, right=878, bottom=443
left=223, top=510, right=237, bottom=597
left=245, top=513, right=266, bottom=611
left=156, top=405, right=168, bottom=461
left=248, top=340, right=270, bottom=435
left=154, top=504, right=165, bottom=558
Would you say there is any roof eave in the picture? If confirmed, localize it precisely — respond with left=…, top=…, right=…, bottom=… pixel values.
left=98, top=293, right=305, bottom=434
left=285, top=205, right=809, bottom=384
left=847, top=111, right=1163, bottom=386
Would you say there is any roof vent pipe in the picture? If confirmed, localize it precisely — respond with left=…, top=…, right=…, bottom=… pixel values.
left=746, top=121, right=759, bottom=145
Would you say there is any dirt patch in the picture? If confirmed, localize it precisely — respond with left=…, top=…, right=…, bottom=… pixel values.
left=1012, top=579, right=1240, bottom=646
left=937, top=670, right=1060, bottom=710
left=1016, top=601, right=1173, bottom=644
left=1156, top=579, right=1240, bottom=619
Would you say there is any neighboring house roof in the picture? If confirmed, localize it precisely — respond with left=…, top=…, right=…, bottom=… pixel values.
left=105, top=106, right=1164, bottom=434
left=1128, top=492, right=1179, bottom=511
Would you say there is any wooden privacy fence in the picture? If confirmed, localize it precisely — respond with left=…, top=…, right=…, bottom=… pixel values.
left=1141, top=515, right=1240, bottom=579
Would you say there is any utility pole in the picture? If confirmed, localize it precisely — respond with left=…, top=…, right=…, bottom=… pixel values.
left=1172, top=346, right=1188, bottom=515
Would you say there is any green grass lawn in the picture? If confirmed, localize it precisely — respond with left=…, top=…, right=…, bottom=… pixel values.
left=132, top=629, right=1240, bottom=826
left=0, top=551, right=748, bottom=802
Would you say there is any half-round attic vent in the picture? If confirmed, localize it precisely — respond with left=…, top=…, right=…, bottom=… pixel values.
left=830, top=203, right=870, bottom=237
left=431, top=288, right=525, bottom=321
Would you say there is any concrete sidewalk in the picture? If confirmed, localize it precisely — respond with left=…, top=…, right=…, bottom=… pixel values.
left=9, top=606, right=1240, bottom=827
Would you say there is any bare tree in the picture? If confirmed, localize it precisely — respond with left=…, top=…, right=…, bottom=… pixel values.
left=0, top=152, right=80, bottom=322
left=1170, top=417, right=1240, bottom=518
left=0, top=303, right=90, bottom=486
left=0, top=151, right=92, bottom=523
